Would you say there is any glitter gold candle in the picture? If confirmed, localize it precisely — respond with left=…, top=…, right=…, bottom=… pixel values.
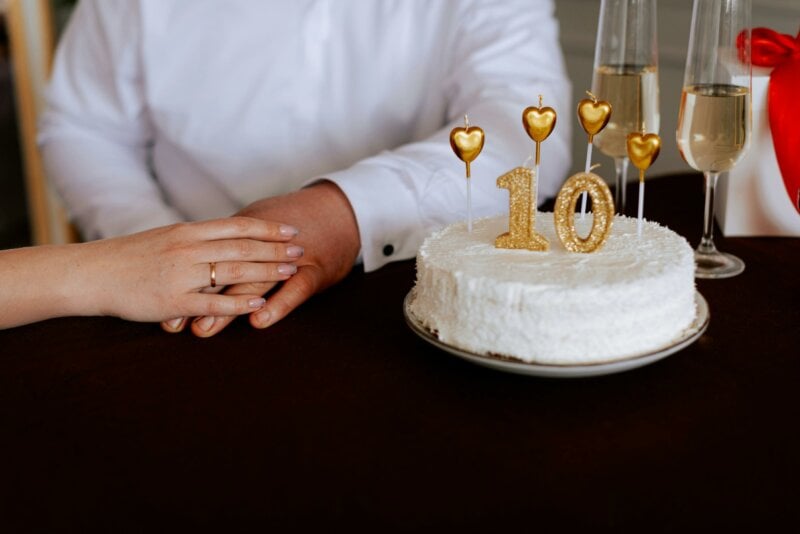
left=495, top=167, right=549, bottom=251
left=553, top=171, right=615, bottom=253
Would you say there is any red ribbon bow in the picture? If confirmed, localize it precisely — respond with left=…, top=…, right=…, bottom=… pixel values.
left=743, top=28, right=800, bottom=213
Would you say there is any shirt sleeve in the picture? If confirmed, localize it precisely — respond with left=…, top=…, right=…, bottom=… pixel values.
left=324, top=0, right=572, bottom=272
left=37, top=0, right=184, bottom=240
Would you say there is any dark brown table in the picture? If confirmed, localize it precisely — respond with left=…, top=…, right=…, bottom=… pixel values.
left=1, top=174, right=798, bottom=530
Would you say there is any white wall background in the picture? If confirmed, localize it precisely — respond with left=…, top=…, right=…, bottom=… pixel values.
left=554, top=0, right=799, bottom=178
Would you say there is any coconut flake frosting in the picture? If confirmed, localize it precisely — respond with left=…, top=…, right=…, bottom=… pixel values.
left=408, top=213, right=696, bottom=364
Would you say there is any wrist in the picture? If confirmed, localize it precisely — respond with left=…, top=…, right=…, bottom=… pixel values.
left=58, top=241, right=111, bottom=317
left=305, top=180, right=362, bottom=263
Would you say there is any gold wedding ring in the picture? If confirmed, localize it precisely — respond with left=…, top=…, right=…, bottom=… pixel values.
left=209, top=262, right=217, bottom=288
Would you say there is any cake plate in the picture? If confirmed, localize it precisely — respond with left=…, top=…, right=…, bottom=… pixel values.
left=403, top=291, right=710, bottom=378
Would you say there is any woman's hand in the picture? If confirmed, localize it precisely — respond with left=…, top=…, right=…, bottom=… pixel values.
left=79, top=217, right=304, bottom=323
left=0, top=216, right=303, bottom=329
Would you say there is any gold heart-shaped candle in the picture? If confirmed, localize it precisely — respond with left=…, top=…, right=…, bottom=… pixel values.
left=450, top=125, right=485, bottom=178
left=577, top=98, right=612, bottom=142
left=626, top=132, right=661, bottom=172
left=522, top=106, right=557, bottom=143
left=522, top=96, right=557, bottom=167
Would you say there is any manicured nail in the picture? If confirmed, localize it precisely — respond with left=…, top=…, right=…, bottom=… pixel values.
left=254, top=310, right=272, bottom=328
left=279, top=225, right=299, bottom=237
left=166, top=317, right=184, bottom=330
left=195, top=316, right=216, bottom=332
left=278, top=263, right=297, bottom=275
left=286, top=246, right=304, bottom=258
left=248, top=297, right=266, bottom=308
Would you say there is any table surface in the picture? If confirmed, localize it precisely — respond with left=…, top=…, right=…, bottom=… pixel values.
left=1, top=174, right=798, bottom=530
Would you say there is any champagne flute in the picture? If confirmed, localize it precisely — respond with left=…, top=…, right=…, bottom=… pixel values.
left=677, top=0, right=751, bottom=279
left=592, top=0, right=660, bottom=214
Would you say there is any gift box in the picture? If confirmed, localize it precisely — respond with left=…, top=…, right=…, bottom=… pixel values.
left=715, top=28, right=800, bottom=237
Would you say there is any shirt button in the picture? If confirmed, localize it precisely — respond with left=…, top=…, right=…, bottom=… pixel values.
left=382, top=244, right=394, bottom=257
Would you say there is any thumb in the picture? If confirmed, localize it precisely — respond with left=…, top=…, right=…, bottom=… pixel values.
left=190, top=280, right=277, bottom=338
left=250, top=265, right=323, bottom=329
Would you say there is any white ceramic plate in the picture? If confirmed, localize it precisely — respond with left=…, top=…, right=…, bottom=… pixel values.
left=403, top=291, right=710, bottom=378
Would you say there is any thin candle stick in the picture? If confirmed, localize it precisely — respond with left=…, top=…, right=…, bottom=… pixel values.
left=467, top=177, right=473, bottom=233
left=577, top=91, right=609, bottom=221
left=581, top=142, right=593, bottom=219
left=534, top=163, right=540, bottom=217
left=637, top=171, right=645, bottom=237
left=449, top=113, right=485, bottom=235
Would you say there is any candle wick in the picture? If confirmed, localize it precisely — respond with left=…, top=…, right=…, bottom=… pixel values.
left=590, top=163, right=602, bottom=172
left=585, top=90, right=598, bottom=103
left=538, top=94, right=543, bottom=108
left=464, top=114, right=470, bottom=129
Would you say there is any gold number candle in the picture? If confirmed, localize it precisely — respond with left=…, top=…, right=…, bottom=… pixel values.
left=554, top=171, right=615, bottom=253
left=449, top=115, right=485, bottom=233
left=495, top=167, right=549, bottom=251
left=626, top=131, right=661, bottom=237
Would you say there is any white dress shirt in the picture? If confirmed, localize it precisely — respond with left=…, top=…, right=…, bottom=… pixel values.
left=39, top=0, right=571, bottom=272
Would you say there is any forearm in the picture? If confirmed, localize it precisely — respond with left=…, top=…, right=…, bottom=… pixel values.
left=0, top=244, right=102, bottom=328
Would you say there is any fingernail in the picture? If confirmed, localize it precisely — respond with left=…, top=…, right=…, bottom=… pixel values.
left=248, top=297, right=266, bottom=308
left=166, top=317, right=184, bottom=330
left=277, top=263, right=297, bottom=275
left=254, top=310, right=272, bottom=329
left=279, top=224, right=299, bottom=237
left=195, top=316, right=216, bottom=332
left=286, top=246, right=304, bottom=258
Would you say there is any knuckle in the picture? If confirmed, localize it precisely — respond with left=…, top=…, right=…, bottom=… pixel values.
left=270, top=295, right=292, bottom=317
left=237, top=240, right=254, bottom=257
left=294, top=274, right=316, bottom=295
left=171, top=221, right=193, bottom=238
left=231, top=216, right=252, bottom=233
left=236, top=298, right=252, bottom=314
left=204, top=299, right=224, bottom=316
left=229, top=262, right=246, bottom=281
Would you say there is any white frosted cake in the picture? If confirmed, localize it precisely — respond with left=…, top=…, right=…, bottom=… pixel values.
left=408, top=214, right=697, bottom=364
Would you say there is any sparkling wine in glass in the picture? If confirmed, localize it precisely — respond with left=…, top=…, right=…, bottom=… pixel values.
left=676, top=0, right=751, bottom=279
left=592, top=0, right=660, bottom=214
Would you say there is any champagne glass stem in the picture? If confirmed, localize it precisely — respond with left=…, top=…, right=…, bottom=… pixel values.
left=699, top=172, right=719, bottom=255
left=694, top=171, right=744, bottom=278
left=614, top=157, right=629, bottom=213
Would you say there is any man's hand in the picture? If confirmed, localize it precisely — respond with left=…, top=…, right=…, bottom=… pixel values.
left=175, top=181, right=361, bottom=337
